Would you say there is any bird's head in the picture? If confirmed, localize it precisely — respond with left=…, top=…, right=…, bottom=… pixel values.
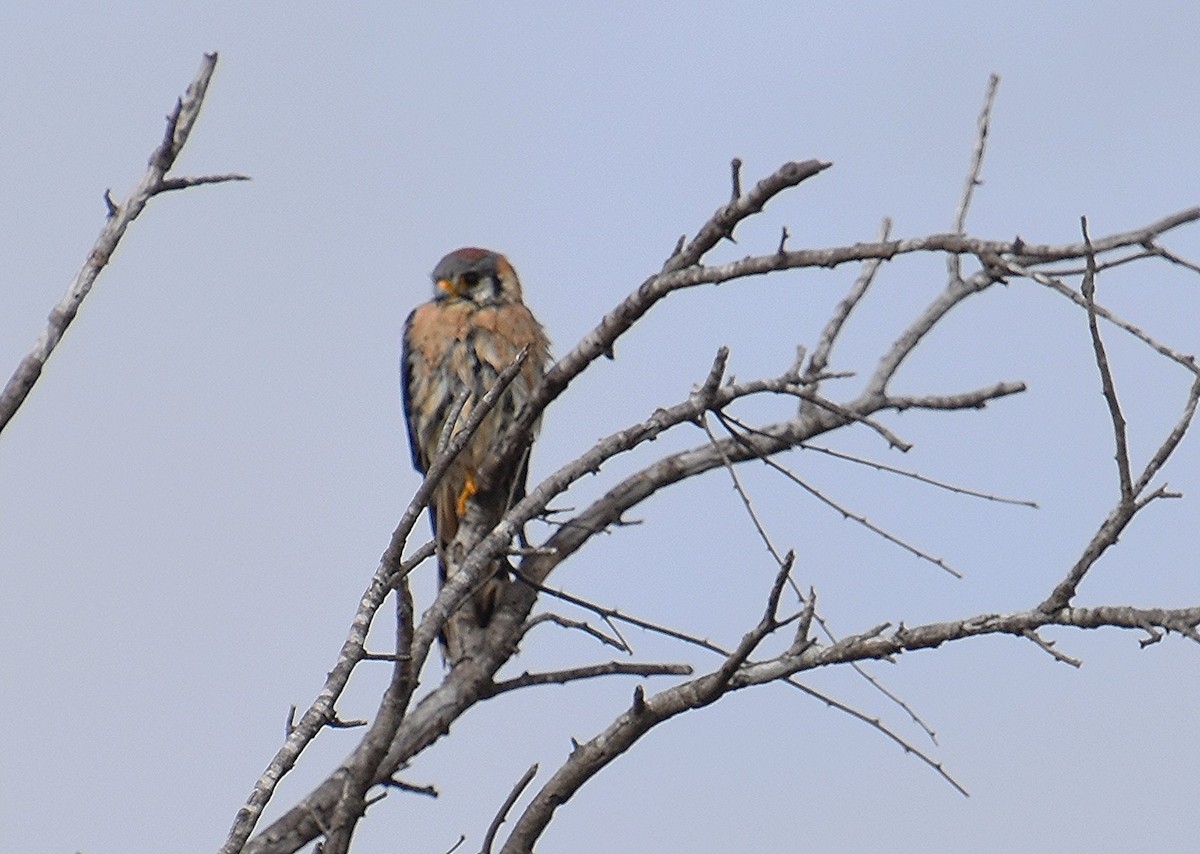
left=431, top=247, right=523, bottom=305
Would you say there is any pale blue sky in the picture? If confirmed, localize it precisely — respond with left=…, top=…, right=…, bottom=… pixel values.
left=3, top=4, right=1199, bottom=852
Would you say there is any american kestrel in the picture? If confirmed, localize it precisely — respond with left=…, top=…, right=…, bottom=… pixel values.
left=401, top=247, right=550, bottom=658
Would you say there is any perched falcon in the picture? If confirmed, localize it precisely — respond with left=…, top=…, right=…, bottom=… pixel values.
left=401, top=247, right=550, bottom=659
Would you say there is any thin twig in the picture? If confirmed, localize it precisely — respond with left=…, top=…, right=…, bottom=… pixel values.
left=948, top=73, right=1000, bottom=283
left=484, top=662, right=694, bottom=698
left=794, top=391, right=914, bottom=451
left=387, top=540, right=435, bottom=589
left=481, top=764, right=539, bottom=854
left=795, top=601, right=942, bottom=744
left=700, top=414, right=787, bottom=567
left=803, top=443, right=1038, bottom=508
left=715, top=412, right=963, bottom=578
left=1145, top=240, right=1200, bottom=275
left=778, top=677, right=967, bottom=795
left=1132, top=376, right=1200, bottom=496
left=520, top=612, right=629, bottom=652
left=381, top=777, right=439, bottom=798
left=886, top=381, right=1026, bottom=413
left=1039, top=248, right=1157, bottom=277
left=806, top=218, right=893, bottom=384
left=766, top=452, right=962, bottom=577
left=1021, top=629, right=1082, bottom=667
left=1005, top=258, right=1199, bottom=372
left=326, top=716, right=367, bottom=729
left=513, top=573, right=730, bottom=657
left=1080, top=216, right=1134, bottom=502
left=157, top=172, right=250, bottom=191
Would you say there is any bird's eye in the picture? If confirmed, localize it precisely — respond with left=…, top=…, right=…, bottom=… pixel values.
left=461, top=271, right=480, bottom=288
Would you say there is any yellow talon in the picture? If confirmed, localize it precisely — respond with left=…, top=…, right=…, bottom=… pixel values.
left=456, top=472, right=478, bottom=517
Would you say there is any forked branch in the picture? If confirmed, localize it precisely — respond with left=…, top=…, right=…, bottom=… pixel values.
left=0, top=53, right=248, bottom=437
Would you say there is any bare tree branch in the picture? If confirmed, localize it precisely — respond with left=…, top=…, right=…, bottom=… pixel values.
left=1022, top=629, right=1083, bottom=668
left=484, top=662, right=694, bottom=698
left=158, top=172, right=250, bottom=192
left=713, top=412, right=964, bottom=578
left=520, top=611, right=629, bottom=652
left=0, top=53, right=246, bottom=437
left=1080, top=216, right=1134, bottom=502
left=481, top=764, right=539, bottom=854
left=948, top=72, right=1000, bottom=282
left=700, top=412, right=788, bottom=566
left=1146, top=240, right=1200, bottom=275
left=801, top=443, right=1039, bottom=508
left=1133, top=376, right=1200, bottom=496
left=496, top=594, right=1200, bottom=854
left=1005, top=258, right=1200, bottom=371
left=777, top=675, right=966, bottom=795
left=805, top=217, right=892, bottom=385
left=483, top=159, right=835, bottom=488
left=728, top=156, right=743, bottom=202
left=499, top=554, right=797, bottom=853
left=380, top=777, right=438, bottom=799
left=703, top=410, right=946, bottom=747
left=1039, top=371, right=1200, bottom=614
left=645, top=206, right=1200, bottom=294
left=514, top=574, right=731, bottom=657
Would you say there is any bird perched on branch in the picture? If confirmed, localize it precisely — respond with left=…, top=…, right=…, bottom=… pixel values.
left=401, top=248, right=550, bottom=660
